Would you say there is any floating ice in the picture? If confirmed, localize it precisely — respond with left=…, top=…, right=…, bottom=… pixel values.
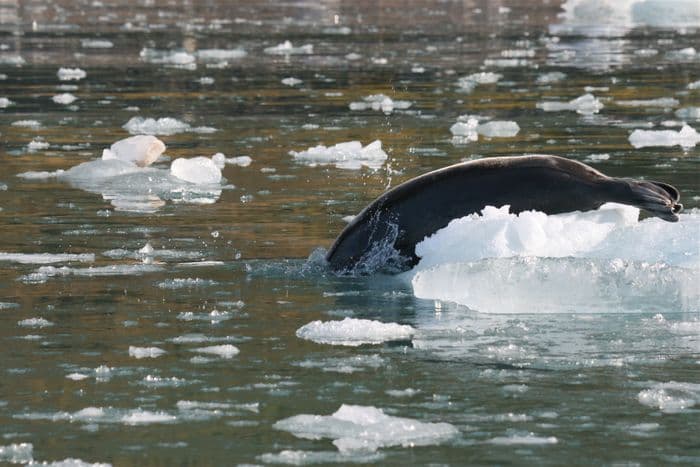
left=101, top=135, right=165, bottom=167
left=12, top=120, right=41, bottom=128
left=273, top=404, right=458, bottom=452
left=348, top=94, right=412, bottom=115
left=616, top=98, right=679, bottom=108
left=450, top=116, right=520, bottom=142
left=675, top=107, right=700, bottom=121
left=629, top=124, right=700, bottom=148
left=170, top=157, right=222, bottom=184
left=18, top=318, right=54, bottom=328
left=536, top=72, right=567, bottom=84
left=410, top=204, right=700, bottom=313
left=295, top=354, right=386, bottom=373
left=488, top=433, right=558, bottom=445
left=52, top=93, right=77, bottom=105
left=0, top=97, right=13, bottom=108
left=638, top=382, right=700, bottom=413
left=688, top=80, right=700, bottom=90
left=456, top=72, right=502, bottom=92
left=296, top=318, right=415, bottom=346
left=290, top=140, right=388, bottom=170
left=122, top=116, right=214, bottom=136
left=190, top=344, right=240, bottom=358
left=27, top=138, right=50, bottom=152
left=57, top=68, right=86, bottom=81
left=19, top=264, right=164, bottom=284
left=196, top=48, right=247, bottom=61
left=81, top=39, right=114, bottom=48
left=476, top=121, right=520, bottom=138
left=66, top=373, right=89, bottom=381
left=27, top=457, right=112, bottom=466
left=139, top=48, right=196, bottom=68
left=121, top=409, right=177, bottom=425
left=225, top=155, right=252, bottom=167
left=259, top=450, right=383, bottom=464
left=0, top=443, right=33, bottom=464
left=537, top=93, right=604, bottom=114
left=156, top=278, right=218, bottom=289
left=128, top=346, right=166, bottom=359
left=0, top=252, right=94, bottom=264
left=281, top=77, right=303, bottom=86
left=264, top=41, right=313, bottom=55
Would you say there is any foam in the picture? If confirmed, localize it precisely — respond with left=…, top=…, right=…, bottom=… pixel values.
left=409, top=205, right=700, bottom=313
left=537, top=93, right=604, bottom=114
left=290, top=140, right=387, bottom=170
left=296, top=318, right=415, bottom=346
left=273, top=404, right=458, bottom=452
left=629, top=125, right=700, bottom=148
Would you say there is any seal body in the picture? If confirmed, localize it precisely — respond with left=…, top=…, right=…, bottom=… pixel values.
left=326, top=155, right=682, bottom=273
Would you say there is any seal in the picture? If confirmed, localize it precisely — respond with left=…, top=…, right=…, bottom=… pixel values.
left=326, top=155, right=682, bottom=273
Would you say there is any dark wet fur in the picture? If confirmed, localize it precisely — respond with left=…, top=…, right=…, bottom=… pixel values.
left=326, top=155, right=682, bottom=273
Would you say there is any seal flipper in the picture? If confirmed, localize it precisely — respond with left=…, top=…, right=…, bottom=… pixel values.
left=622, top=179, right=682, bottom=222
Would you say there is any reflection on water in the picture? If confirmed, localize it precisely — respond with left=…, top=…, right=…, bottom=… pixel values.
left=1, top=0, right=699, bottom=465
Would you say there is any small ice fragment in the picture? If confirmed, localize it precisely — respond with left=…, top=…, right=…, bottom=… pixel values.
left=52, top=93, right=77, bottom=105
left=281, top=77, right=302, bottom=86
left=537, top=93, right=604, bottom=115
left=345, top=52, right=362, bottom=60
left=296, top=317, right=415, bottom=346
left=211, top=152, right=225, bottom=169
left=488, top=434, right=558, bottom=445
left=128, top=346, right=166, bottom=359
left=675, top=107, right=700, bottom=121
left=273, top=404, right=458, bottom=452
left=536, top=71, right=567, bottom=84
left=386, top=388, right=421, bottom=397
left=225, top=155, right=252, bottom=167
left=0, top=443, right=33, bottom=464
left=27, top=138, right=50, bottom=152
left=12, top=120, right=41, bottom=128
left=290, top=140, right=388, bottom=170
left=139, top=48, right=196, bottom=67
left=198, top=77, right=214, bottom=85
left=81, top=39, right=114, bottom=48
left=688, top=80, right=700, bottom=90
left=190, top=344, right=240, bottom=358
left=57, top=67, right=87, bottom=81
left=121, top=409, right=176, bottom=425
left=170, top=157, right=222, bottom=184
left=585, top=153, right=610, bottom=162
left=634, top=48, right=658, bottom=56
left=264, top=40, right=313, bottom=55
left=616, top=98, right=679, bottom=108
left=101, top=135, right=166, bottom=167
left=122, top=116, right=192, bottom=135
left=196, top=48, right=247, bottom=61
left=477, top=121, right=520, bottom=138
left=629, top=124, right=700, bottom=148
left=456, top=72, right=503, bottom=92
left=0, top=97, right=13, bottom=108
left=66, top=373, right=89, bottom=381
left=18, top=317, right=54, bottom=328
left=348, top=94, right=412, bottom=115
left=0, top=252, right=93, bottom=263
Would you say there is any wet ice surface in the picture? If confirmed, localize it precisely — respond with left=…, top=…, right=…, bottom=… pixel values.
left=1, top=0, right=700, bottom=465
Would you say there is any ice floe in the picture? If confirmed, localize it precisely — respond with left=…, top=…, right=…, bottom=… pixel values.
left=0, top=97, right=13, bottom=108
left=18, top=318, right=54, bottom=328
left=196, top=48, right=247, bottom=61
left=629, top=124, right=700, bottom=148
left=52, top=93, right=77, bottom=105
left=536, top=71, right=567, bottom=84
left=0, top=252, right=94, bottom=264
left=290, top=140, right=387, bottom=170
left=57, top=68, right=86, bottom=81
left=675, top=107, right=700, bottom=121
left=638, top=382, right=700, bottom=413
left=0, top=443, right=33, bottom=464
left=139, top=48, right=196, bottom=68
left=171, top=156, right=222, bottom=184
left=296, top=318, right=415, bottom=346
left=348, top=94, right=412, bottom=115
left=190, top=344, right=240, bottom=358
left=101, top=135, right=165, bottom=167
left=450, top=116, right=520, bottom=143
left=273, top=404, right=458, bottom=452
left=81, top=39, right=114, bottom=49
left=409, top=204, right=700, bottom=313
left=128, top=346, right=166, bottom=359
left=537, top=93, right=604, bottom=114
left=264, top=40, right=313, bottom=55
left=123, top=116, right=216, bottom=136
left=281, top=77, right=302, bottom=86
left=615, top=98, right=679, bottom=108
left=456, top=72, right=502, bottom=92
left=19, top=264, right=164, bottom=284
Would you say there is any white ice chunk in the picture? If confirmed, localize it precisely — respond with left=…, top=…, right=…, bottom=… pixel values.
left=128, top=346, right=166, bottom=359
left=170, top=157, right=222, bottom=184
left=190, top=344, right=240, bottom=358
left=456, top=72, right=502, bottom=91
left=11, top=120, right=41, bottom=128
left=18, top=318, right=54, bottom=328
left=264, top=40, right=313, bottom=55
left=81, top=39, right=114, bottom=48
left=536, top=71, right=567, bottom=84
left=259, top=450, right=382, bottom=465
left=27, top=457, right=112, bottom=466
left=537, top=93, right=604, bottom=114
left=488, top=433, right=558, bottom=445
left=615, top=98, right=679, bottom=107
left=348, top=94, right=412, bottom=115
left=0, top=97, right=13, bottom=108
left=296, top=318, right=415, bottom=346
left=196, top=48, right=247, bottom=61
left=281, top=77, right=303, bottom=86
left=101, top=135, right=166, bottom=167
left=27, top=138, right=50, bottom=152
left=638, top=382, right=700, bottom=413
left=121, top=409, right=176, bottom=425
left=225, top=155, right=252, bottom=167
left=273, top=404, right=458, bottom=452
left=0, top=252, right=94, bottom=264
left=688, top=80, right=700, bottom=90
left=57, top=67, right=86, bottom=81
left=290, top=140, right=388, bottom=170
left=629, top=124, right=700, bottom=148
left=123, top=117, right=191, bottom=135
left=0, top=443, right=33, bottom=464
left=477, top=121, right=520, bottom=137
left=52, top=93, right=77, bottom=105
left=675, top=107, right=700, bottom=121
left=139, top=48, right=196, bottom=68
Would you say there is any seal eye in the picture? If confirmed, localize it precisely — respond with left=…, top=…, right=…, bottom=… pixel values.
left=672, top=203, right=683, bottom=214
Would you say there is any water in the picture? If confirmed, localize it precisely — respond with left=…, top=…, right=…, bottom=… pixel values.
left=1, top=0, right=699, bottom=465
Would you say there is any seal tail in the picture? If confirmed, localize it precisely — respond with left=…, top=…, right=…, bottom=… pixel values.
left=622, top=179, right=682, bottom=222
